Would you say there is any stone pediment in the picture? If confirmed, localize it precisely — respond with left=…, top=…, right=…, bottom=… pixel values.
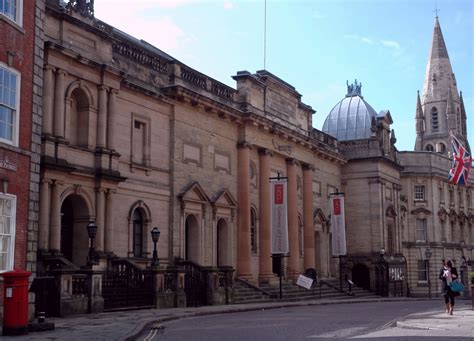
left=411, top=207, right=431, bottom=215
left=211, top=188, right=238, bottom=208
left=314, top=208, right=328, bottom=223
left=178, top=181, right=209, bottom=203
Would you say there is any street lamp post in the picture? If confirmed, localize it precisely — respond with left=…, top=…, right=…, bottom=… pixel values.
left=151, top=227, right=161, bottom=268
left=379, top=248, right=386, bottom=296
left=425, top=248, right=432, bottom=299
left=86, top=220, right=98, bottom=266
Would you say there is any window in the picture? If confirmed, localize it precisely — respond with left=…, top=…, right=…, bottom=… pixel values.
left=437, top=143, right=446, bottom=154
left=416, top=218, right=427, bottom=242
left=132, top=209, right=143, bottom=257
left=0, top=194, right=16, bottom=272
left=414, top=185, right=425, bottom=201
left=250, top=208, right=257, bottom=253
left=417, top=260, right=428, bottom=281
left=0, top=65, right=19, bottom=145
left=425, top=144, right=434, bottom=152
left=131, top=115, right=151, bottom=166
left=0, top=0, right=22, bottom=24
left=431, top=107, right=438, bottom=131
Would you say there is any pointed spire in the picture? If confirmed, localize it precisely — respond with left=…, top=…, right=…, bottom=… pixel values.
left=460, top=91, right=467, bottom=119
left=415, top=90, right=425, bottom=135
left=445, top=86, right=457, bottom=131
left=432, top=16, right=449, bottom=59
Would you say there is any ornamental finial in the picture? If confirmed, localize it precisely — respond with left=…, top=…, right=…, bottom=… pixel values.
left=67, top=0, right=94, bottom=19
left=346, top=79, right=362, bottom=97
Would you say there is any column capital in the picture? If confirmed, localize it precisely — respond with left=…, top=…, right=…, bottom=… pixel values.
left=302, top=163, right=315, bottom=171
left=286, top=158, right=300, bottom=166
left=56, top=68, right=67, bottom=76
left=237, top=141, right=253, bottom=149
left=98, top=84, right=109, bottom=92
left=52, top=179, right=64, bottom=186
left=258, top=148, right=273, bottom=157
left=95, top=187, right=107, bottom=194
left=44, top=64, right=56, bottom=72
left=41, top=178, right=53, bottom=185
left=107, top=188, right=117, bottom=195
left=109, top=88, right=119, bottom=95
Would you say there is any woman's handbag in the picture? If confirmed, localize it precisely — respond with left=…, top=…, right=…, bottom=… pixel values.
left=449, top=280, right=465, bottom=293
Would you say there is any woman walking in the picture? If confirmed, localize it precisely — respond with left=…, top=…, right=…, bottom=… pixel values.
left=439, top=260, right=459, bottom=315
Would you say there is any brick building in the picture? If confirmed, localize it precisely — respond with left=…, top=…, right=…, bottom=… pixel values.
left=0, top=0, right=44, bottom=318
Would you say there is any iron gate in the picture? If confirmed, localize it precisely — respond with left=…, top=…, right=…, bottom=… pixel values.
left=180, top=261, right=207, bottom=307
left=102, top=259, right=155, bottom=311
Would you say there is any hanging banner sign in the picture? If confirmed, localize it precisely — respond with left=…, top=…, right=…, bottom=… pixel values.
left=330, top=194, right=347, bottom=256
left=271, top=180, right=289, bottom=254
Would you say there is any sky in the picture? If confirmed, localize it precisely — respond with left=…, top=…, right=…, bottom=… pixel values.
left=94, top=0, right=473, bottom=152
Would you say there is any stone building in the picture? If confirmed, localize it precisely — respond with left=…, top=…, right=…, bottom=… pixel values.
left=0, top=0, right=44, bottom=319
left=27, top=0, right=473, bottom=316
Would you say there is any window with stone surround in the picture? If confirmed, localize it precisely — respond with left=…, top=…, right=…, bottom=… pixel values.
left=183, top=142, right=202, bottom=167
left=431, top=107, right=438, bottom=131
left=0, top=194, right=15, bottom=272
left=0, top=64, right=19, bottom=146
left=0, top=0, right=23, bottom=25
left=132, top=209, right=144, bottom=258
left=414, top=185, right=425, bottom=201
left=417, top=260, right=428, bottom=281
left=131, top=115, right=151, bottom=166
left=214, top=150, right=230, bottom=174
left=313, top=181, right=321, bottom=196
left=250, top=207, right=257, bottom=253
left=415, top=218, right=427, bottom=242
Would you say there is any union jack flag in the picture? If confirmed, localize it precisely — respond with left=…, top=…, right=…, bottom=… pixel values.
left=448, top=134, right=472, bottom=185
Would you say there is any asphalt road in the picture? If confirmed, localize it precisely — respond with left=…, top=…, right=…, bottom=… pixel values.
left=142, top=300, right=472, bottom=341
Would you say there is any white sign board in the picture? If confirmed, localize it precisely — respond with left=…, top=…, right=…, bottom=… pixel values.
left=271, top=180, right=289, bottom=254
left=330, top=194, right=347, bottom=256
left=6, top=287, right=13, bottom=298
left=296, top=275, right=313, bottom=290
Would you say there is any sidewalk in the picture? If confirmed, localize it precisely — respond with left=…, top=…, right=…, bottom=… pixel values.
left=3, top=297, right=473, bottom=340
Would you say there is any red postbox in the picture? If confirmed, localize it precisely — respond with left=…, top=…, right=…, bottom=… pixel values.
left=1, top=269, right=31, bottom=336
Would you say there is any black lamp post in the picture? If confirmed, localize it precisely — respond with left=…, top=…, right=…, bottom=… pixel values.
left=151, top=227, right=161, bottom=268
left=379, top=248, right=386, bottom=296
left=425, top=248, right=432, bottom=299
left=86, top=220, right=98, bottom=266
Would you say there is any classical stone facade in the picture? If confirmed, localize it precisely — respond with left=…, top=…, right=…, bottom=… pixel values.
left=30, top=1, right=473, bottom=314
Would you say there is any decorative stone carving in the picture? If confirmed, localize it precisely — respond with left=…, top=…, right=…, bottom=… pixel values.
left=67, top=0, right=94, bottom=19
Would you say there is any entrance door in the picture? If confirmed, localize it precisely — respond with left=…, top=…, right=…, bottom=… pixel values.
left=352, top=263, right=370, bottom=290
left=217, top=218, right=229, bottom=266
left=185, top=214, right=199, bottom=263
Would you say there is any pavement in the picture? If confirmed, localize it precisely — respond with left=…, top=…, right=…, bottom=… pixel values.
left=3, top=297, right=473, bottom=340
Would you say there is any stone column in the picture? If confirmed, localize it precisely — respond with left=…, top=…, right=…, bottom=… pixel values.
left=303, top=164, right=315, bottom=270
left=97, top=85, right=108, bottom=149
left=286, top=158, right=299, bottom=271
left=53, top=69, right=66, bottom=138
left=105, top=189, right=115, bottom=253
left=42, top=66, right=55, bottom=135
left=49, top=180, right=63, bottom=253
left=236, top=142, right=252, bottom=280
left=95, top=188, right=106, bottom=252
left=258, top=148, right=273, bottom=282
left=107, top=89, right=117, bottom=150
left=38, top=179, right=51, bottom=252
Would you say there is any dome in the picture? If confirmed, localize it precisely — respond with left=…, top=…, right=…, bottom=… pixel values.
left=322, top=80, right=378, bottom=141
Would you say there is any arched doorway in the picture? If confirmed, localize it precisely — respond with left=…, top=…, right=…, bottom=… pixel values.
left=314, top=230, right=322, bottom=274
left=217, top=218, right=229, bottom=266
left=185, top=214, right=200, bottom=263
left=352, top=263, right=370, bottom=290
left=60, top=194, right=90, bottom=266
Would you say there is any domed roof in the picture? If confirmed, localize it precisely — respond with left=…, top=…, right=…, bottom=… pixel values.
left=322, top=80, right=378, bottom=141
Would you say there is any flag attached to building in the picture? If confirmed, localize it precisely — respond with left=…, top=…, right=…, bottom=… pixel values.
left=448, top=134, right=472, bottom=185
left=271, top=180, right=289, bottom=254
left=330, top=194, right=347, bottom=256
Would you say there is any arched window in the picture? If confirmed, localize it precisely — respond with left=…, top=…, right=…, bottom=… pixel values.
left=431, top=107, right=438, bottom=131
left=133, top=209, right=143, bottom=257
left=425, top=144, right=434, bottom=152
left=437, top=143, right=446, bottom=154
left=250, top=207, right=257, bottom=253
left=69, top=87, right=90, bottom=147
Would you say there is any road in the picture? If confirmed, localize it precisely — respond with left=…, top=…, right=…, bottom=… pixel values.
left=141, top=300, right=472, bottom=341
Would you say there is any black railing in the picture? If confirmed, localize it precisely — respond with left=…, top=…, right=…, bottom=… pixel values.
left=102, top=259, right=155, bottom=311
left=177, top=260, right=207, bottom=307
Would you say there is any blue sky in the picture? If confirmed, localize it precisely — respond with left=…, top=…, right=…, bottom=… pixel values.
left=95, top=0, right=473, bottom=151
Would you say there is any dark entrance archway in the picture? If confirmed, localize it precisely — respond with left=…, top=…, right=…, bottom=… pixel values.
left=185, top=214, right=200, bottom=263
left=352, top=263, right=370, bottom=290
left=60, top=194, right=90, bottom=266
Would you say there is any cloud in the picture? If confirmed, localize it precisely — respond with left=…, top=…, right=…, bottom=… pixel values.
left=224, top=1, right=234, bottom=10
left=380, top=40, right=401, bottom=50
left=344, top=34, right=373, bottom=45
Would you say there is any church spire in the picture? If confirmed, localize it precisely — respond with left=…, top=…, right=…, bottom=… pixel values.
left=415, top=16, right=465, bottom=153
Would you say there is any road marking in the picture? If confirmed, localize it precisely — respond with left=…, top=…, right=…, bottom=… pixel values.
left=143, top=326, right=160, bottom=341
